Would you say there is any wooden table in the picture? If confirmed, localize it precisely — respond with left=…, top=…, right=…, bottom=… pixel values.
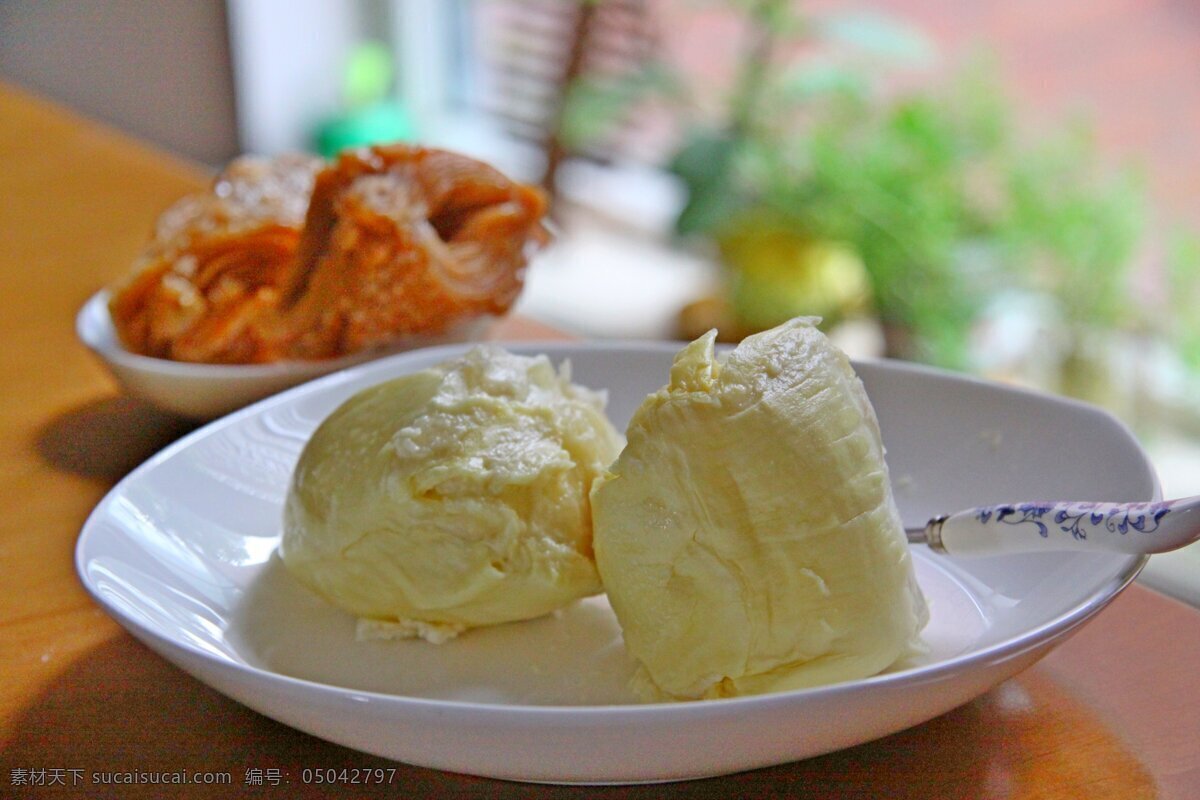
left=2, top=81, right=1198, bottom=799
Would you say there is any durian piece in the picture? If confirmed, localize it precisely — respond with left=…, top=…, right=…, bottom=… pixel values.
left=592, top=318, right=928, bottom=701
left=282, top=346, right=623, bottom=641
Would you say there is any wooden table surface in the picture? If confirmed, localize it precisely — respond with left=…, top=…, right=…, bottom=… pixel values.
left=2, top=81, right=1198, bottom=799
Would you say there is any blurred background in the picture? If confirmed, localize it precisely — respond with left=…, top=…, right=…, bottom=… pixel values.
left=3, top=0, right=1199, bottom=598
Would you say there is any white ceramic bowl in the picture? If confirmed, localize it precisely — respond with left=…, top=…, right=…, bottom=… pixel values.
left=75, top=342, right=1156, bottom=783
left=75, top=290, right=490, bottom=419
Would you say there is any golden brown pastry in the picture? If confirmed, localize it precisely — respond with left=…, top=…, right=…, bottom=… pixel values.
left=109, top=145, right=549, bottom=364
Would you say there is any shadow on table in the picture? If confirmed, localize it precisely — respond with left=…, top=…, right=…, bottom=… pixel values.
left=5, top=635, right=1156, bottom=800
left=36, top=396, right=198, bottom=483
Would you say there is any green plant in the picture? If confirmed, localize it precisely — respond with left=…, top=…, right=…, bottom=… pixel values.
left=1167, top=230, right=1200, bottom=371
left=560, top=1, right=1150, bottom=370
left=1001, top=127, right=1147, bottom=330
left=664, top=2, right=939, bottom=241
left=745, top=72, right=1015, bottom=366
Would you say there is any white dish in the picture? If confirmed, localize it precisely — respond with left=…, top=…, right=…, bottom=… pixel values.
left=75, top=290, right=488, bottom=419
left=76, top=342, right=1155, bottom=784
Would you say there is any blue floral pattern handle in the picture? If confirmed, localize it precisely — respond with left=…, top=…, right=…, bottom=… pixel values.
left=916, top=497, right=1200, bottom=556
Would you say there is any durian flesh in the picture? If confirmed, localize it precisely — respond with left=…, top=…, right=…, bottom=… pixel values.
left=591, top=318, right=928, bottom=701
left=281, top=346, right=623, bottom=642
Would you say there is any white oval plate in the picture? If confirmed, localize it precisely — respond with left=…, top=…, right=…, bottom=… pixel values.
left=76, top=342, right=1155, bottom=784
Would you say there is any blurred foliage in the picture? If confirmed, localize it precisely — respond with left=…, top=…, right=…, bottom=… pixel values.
left=1001, top=127, right=1147, bottom=329
left=1167, top=230, right=1200, bottom=371
left=742, top=70, right=1015, bottom=366
left=560, top=63, right=683, bottom=151
left=561, top=0, right=1158, bottom=370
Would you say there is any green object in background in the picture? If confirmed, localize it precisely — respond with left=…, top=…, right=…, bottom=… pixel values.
left=316, top=102, right=415, bottom=157
left=314, top=42, right=415, bottom=157
left=716, top=210, right=871, bottom=332
left=557, top=1, right=1169, bottom=373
